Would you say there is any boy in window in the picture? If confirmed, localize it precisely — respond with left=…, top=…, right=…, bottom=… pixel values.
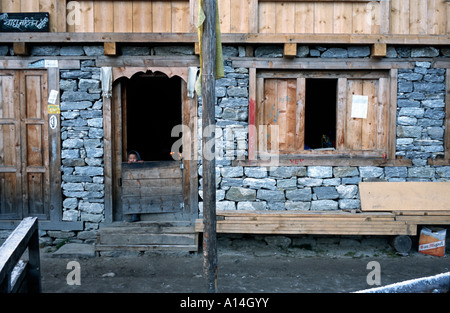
left=127, top=150, right=144, bottom=164
left=127, top=150, right=143, bottom=222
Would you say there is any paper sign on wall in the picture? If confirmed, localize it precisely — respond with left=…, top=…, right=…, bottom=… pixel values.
left=47, top=104, right=60, bottom=114
left=48, top=89, right=59, bottom=104
left=49, top=115, right=58, bottom=130
left=351, top=95, right=368, bottom=119
left=44, top=60, right=58, bottom=68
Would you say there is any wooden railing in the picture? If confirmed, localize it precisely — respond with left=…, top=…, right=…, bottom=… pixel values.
left=0, top=217, right=41, bottom=293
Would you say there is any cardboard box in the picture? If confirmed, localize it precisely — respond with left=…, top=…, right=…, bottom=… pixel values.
left=418, top=227, right=446, bottom=257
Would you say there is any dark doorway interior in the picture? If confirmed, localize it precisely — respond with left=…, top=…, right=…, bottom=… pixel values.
left=126, top=74, right=182, bottom=161
left=304, top=78, right=337, bottom=150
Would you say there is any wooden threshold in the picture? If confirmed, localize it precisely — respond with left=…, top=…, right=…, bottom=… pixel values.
left=95, top=222, right=199, bottom=252
left=95, top=244, right=198, bottom=252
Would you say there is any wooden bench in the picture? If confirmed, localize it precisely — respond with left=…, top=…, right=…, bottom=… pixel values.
left=0, top=217, right=41, bottom=293
left=195, top=210, right=415, bottom=235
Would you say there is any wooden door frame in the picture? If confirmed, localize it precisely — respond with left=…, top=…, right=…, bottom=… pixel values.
left=103, top=66, right=199, bottom=225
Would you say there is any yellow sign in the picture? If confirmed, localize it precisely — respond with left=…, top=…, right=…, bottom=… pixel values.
left=47, top=104, right=60, bottom=114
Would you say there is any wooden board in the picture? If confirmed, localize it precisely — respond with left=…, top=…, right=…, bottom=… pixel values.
left=121, top=161, right=183, bottom=214
left=195, top=210, right=415, bottom=236
left=360, top=182, right=450, bottom=212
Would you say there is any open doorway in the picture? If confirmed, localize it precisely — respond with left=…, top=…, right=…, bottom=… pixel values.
left=125, top=73, right=182, bottom=161
left=108, top=68, right=198, bottom=224
left=304, top=78, right=337, bottom=150
left=117, top=72, right=184, bottom=220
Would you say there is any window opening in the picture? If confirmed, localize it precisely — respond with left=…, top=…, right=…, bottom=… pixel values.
left=126, top=74, right=182, bottom=161
left=304, top=78, right=337, bottom=150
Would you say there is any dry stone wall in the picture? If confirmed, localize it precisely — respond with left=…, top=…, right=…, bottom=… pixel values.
left=197, top=45, right=450, bottom=216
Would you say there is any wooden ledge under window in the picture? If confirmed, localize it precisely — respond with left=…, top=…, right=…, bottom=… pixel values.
left=232, top=157, right=412, bottom=167
left=428, top=158, right=450, bottom=166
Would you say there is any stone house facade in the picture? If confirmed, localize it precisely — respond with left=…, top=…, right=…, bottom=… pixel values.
left=0, top=42, right=449, bottom=245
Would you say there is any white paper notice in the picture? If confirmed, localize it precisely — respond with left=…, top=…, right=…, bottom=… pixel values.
left=48, top=89, right=59, bottom=104
left=44, top=60, right=59, bottom=68
left=351, top=95, right=368, bottom=119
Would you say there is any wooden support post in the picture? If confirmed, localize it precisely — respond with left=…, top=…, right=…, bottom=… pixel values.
left=104, top=42, right=117, bottom=56
left=13, top=42, right=29, bottom=56
left=245, top=46, right=254, bottom=57
left=283, top=43, right=297, bottom=58
left=195, top=42, right=200, bottom=55
left=371, top=43, right=387, bottom=58
left=201, top=0, right=218, bottom=293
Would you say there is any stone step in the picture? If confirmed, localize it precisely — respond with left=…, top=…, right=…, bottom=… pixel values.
left=95, top=223, right=199, bottom=252
left=52, top=243, right=96, bottom=258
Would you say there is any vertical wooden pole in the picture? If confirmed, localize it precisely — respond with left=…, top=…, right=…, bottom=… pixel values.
left=201, top=0, right=218, bottom=293
left=27, top=222, right=42, bottom=293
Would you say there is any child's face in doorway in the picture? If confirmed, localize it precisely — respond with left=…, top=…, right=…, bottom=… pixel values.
left=128, top=153, right=138, bottom=163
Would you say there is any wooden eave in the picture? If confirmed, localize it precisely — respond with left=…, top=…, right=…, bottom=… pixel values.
left=0, top=32, right=449, bottom=46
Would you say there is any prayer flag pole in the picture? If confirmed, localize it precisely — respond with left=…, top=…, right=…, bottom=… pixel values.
left=200, top=0, right=218, bottom=293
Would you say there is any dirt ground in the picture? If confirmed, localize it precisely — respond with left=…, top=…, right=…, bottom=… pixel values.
left=40, top=235, right=450, bottom=294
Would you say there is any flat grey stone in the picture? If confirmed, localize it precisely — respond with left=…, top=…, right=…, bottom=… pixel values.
left=52, top=243, right=95, bottom=258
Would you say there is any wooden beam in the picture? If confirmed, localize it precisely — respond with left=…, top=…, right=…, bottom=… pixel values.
left=0, top=33, right=449, bottom=46
left=260, top=0, right=380, bottom=1
left=445, top=69, right=450, bottom=160
left=13, top=42, right=28, bottom=56
left=194, top=42, right=200, bottom=55
left=104, top=42, right=117, bottom=56
left=232, top=157, right=412, bottom=167
left=371, top=43, right=387, bottom=58
left=232, top=58, right=414, bottom=70
left=283, top=43, right=297, bottom=58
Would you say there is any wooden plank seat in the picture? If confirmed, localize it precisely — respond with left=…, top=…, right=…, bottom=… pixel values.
left=195, top=210, right=416, bottom=236
left=195, top=183, right=450, bottom=238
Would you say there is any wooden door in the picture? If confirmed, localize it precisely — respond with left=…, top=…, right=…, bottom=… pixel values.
left=0, top=70, right=49, bottom=220
left=112, top=75, right=187, bottom=219
left=0, top=71, right=21, bottom=219
left=121, top=161, right=184, bottom=214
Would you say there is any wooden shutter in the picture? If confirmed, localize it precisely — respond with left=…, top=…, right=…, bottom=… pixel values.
left=337, top=77, right=389, bottom=156
left=255, top=77, right=304, bottom=155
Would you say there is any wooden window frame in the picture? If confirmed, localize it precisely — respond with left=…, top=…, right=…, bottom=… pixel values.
left=429, top=63, right=450, bottom=166
left=246, top=68, right=406, bottom=167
